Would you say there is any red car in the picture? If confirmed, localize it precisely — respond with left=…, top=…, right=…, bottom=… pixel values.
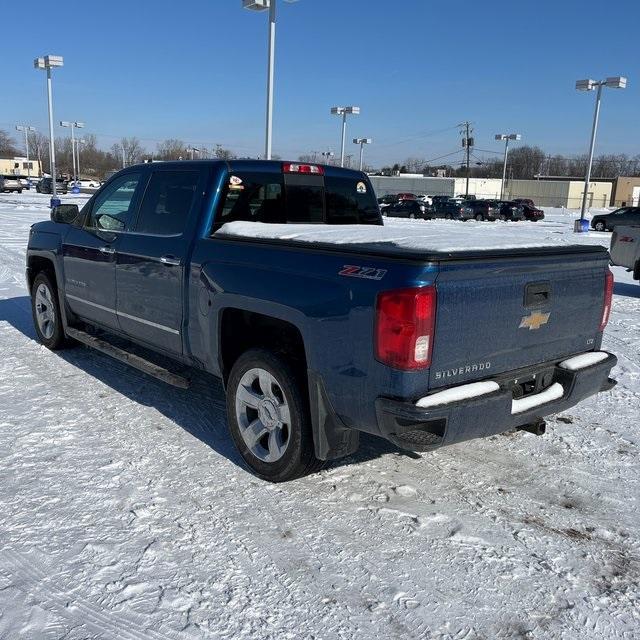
left=396, top=192, right=417, bottom=201
left=521, top=203, right=545, bottom=221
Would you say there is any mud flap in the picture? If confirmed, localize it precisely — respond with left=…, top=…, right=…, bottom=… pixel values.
left=307, top=371, right=359, bottom=461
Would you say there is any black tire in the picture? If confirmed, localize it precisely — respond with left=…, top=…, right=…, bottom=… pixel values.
left=17, top=190, right=22, bottom=194
left=633, top=260, right=640, bottom=281
left=475, top=213, right=484, bottom=222
left=31, top=272, right=67, bottom=350
left=594, top=221, right=606, bottom=232
left=226, top=348, right=324, bottom=482
left=409, top=213, right=416, bottom=219
left=445, top=213, right=452, bottom=220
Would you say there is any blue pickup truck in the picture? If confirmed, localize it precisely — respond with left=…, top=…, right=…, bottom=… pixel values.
left=26, top=160, right=617, bottom=481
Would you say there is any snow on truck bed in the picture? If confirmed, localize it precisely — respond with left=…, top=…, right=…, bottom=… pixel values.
left=216, top=218, right=606, bottom=253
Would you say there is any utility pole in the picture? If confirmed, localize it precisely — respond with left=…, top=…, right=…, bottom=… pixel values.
left=460, top=122, right=473, bottom=198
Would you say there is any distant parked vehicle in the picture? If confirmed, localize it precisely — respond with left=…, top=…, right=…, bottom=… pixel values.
left=396, top=192, right=417, bottom=201
left=461, top=199, right=499, bottom=222
left=513, top=198, right=536, bottom=208
left=520, top=203, right=545, bottom=222
left=610, top=226, right=640, bottom=281
left=590, top=207, right=640, bottom=232
left=384, top=199, right=431, bottom=220
left=377, top=194, right=398, bottom=208
left=432, top=197, right=465, bottom=220
left=0, top=175, right=23, bottom=193
left=70, top=179, right=101, bottom=189
left=36, top=177, right=69, bottom=194
left=486, top=200, right=525, bottom=221
left=416, top=194, right=433, bottom=206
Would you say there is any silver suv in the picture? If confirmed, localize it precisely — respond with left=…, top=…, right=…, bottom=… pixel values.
left=0, top=175, right=23, bottom=193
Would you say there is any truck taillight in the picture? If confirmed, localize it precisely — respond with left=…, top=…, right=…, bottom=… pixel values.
left=375, top=286, right=437, bottom=370
left=599, top=269, right=614, bottom=331
left=282, top=163, right=324, bottom=175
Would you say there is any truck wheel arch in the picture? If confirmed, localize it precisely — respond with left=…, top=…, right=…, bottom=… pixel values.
left=218, top=308, right=358, bottom=461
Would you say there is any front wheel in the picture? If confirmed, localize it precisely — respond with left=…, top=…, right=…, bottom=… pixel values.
left=226, top=349, right=323, bottom=482
left=31, top=272, right=67, bottom=350
left=594, top=221, right=606, bottom=232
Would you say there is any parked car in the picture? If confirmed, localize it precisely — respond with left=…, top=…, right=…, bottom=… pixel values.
left=610, top=226, right=640, bottom=281
left=377, top=194, right=398, bottom=208
left=0, top=175, right=23, bottom=193
left=486, top=200, right=526, bottom=221
left=590, top=207, right=640, bottom=232
left=70, top=179, right=101, bottom=189
left=513, top=198, right=536, bottom=208
left=27, top=159, right=617, bottom=482
left=460, top=199, right=499, bottom=222
left=417, top=194, right=433, bottom=206
left=396, top=192, right=417, bottom=201
left=432, top=197, right=465, bottom=219
left=384, top=199, right=431, bottom=220
left=521, top=203, right=545, bottom=222
left=36, top=177, right=69, bottom=194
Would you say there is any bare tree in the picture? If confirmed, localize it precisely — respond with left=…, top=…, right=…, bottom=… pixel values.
left=156, top=139, right=187, bottom=160
left=0, top=130, right=19, bottom=157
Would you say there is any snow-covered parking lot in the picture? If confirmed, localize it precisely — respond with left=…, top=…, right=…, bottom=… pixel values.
left=0, top=193, right=638, bottom=639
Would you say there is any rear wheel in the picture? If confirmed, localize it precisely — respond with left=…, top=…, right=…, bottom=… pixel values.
left=226, top=349, right=323, bottom=482
left=475, top=213, right=484, bottom=222
left=499, top=214, right=507, bottom=221
left=594, top=221, right=606, bottom=232
left=445, top=213, right=452, bottom=220
left=31, top=272, right=67, bottom=350
left=409, top=213, right=416, bottom=219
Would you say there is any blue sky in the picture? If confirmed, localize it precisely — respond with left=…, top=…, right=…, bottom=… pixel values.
left=2, top=0, right=639, bottom=167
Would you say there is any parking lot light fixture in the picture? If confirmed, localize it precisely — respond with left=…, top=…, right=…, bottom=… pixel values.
left=76, top=139, right=86, bottom=178
left=331, top=106, right=360, bottom=167
left=494, top=133, right=521, bottom=200
left=575, top=76, right=627, bottom=229
left=353, top=137, right=372, bottom=172
left=60, top=121, right=85, bottom=184
left=34, top=55, right=63, bottom=204
left=16, top=125, right=36, bottom=184
left=242, top=0, right=299, bottom=161
left=187, top=147, right=200, bottom=160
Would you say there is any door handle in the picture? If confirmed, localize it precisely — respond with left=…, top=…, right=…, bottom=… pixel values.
left=160, top=255, right=181, bottom=266
left=99, top=246, right=115, bottom=254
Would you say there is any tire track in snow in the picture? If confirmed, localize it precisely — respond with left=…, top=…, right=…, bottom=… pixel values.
left=0, top=548, right=182, bottom=640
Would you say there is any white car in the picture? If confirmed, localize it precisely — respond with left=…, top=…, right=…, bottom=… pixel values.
left=70, top=179, right=101, bottom=189
left=610, top=226, right=640, bottom=281
left=417, top=194, right=433, bottom=206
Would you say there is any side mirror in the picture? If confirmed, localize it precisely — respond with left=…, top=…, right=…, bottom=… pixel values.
left=51, top=204, right=80, bottom=224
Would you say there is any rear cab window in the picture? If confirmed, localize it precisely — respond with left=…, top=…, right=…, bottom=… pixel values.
left=212, top=166, right=381, bottom=232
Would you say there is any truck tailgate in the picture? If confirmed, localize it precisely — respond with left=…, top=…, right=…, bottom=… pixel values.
left=429, top=250, right=609, bottom=388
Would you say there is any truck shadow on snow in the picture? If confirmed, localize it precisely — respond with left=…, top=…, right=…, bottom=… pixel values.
left=613, top=281, right=640, bottom=298
left=0, top=295, right=403, bottom=474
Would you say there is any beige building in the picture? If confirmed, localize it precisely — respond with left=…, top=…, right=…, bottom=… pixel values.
left=611, top=176, right=640, bottom=207
left=0, top=157, right=42, bottom=177
left=504, top=179, right=612, bottom=209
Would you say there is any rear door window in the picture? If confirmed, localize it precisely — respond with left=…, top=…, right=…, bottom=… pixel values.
left=325, top=176, right=380, bottom=224
left=134, top=170, right=199, bottom=236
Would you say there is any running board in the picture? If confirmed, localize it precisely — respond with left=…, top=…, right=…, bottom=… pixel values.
left=65, top=327, right=190, bottom=389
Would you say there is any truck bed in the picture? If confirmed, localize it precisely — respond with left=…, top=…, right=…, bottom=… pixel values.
left=215, top=219, right=608, bottom=261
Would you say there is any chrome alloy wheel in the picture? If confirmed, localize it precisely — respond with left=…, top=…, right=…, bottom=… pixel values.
left=235, top=367, right=291, bottom=463
left=35, top=283, right=56, bottom=340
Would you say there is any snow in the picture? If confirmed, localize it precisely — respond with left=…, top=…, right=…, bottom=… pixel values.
left=416, top=381, right=500, bottom=408
left=511, top=382, right=565, bottom=414
left=1, top=193, right=639, bottom=639
left=216, top=215, right=610, bottom=253
left=560, top=351, right=610, bottom=371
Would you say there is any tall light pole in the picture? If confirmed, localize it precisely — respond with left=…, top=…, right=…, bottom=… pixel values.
left=353, top=137, right=372, bottom=171
left=76, top=138, right=86, bottom=178
left=494, top=133, right=521, bottom=200
left=331, top=106, right=360, bottom=167
left=575, top=76, right=627, bottom=228
left=242, top=0, right=299, bottom=160
left=60, top=121, right=85, bottom=183
left=16, top=125, right=36, bottom=185
left=34, top=55, right=63, bottom=204
left=321, top=150, right=334, bottom=165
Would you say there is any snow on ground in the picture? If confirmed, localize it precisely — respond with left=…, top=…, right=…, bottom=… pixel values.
left=0, top=193, right=638, bottom=639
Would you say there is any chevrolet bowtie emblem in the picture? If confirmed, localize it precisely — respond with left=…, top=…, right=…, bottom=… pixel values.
left=519, top=311, right=550, bottom=330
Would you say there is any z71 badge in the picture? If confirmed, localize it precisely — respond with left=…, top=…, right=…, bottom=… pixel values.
left=339, top=265, right=387, bottom=280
